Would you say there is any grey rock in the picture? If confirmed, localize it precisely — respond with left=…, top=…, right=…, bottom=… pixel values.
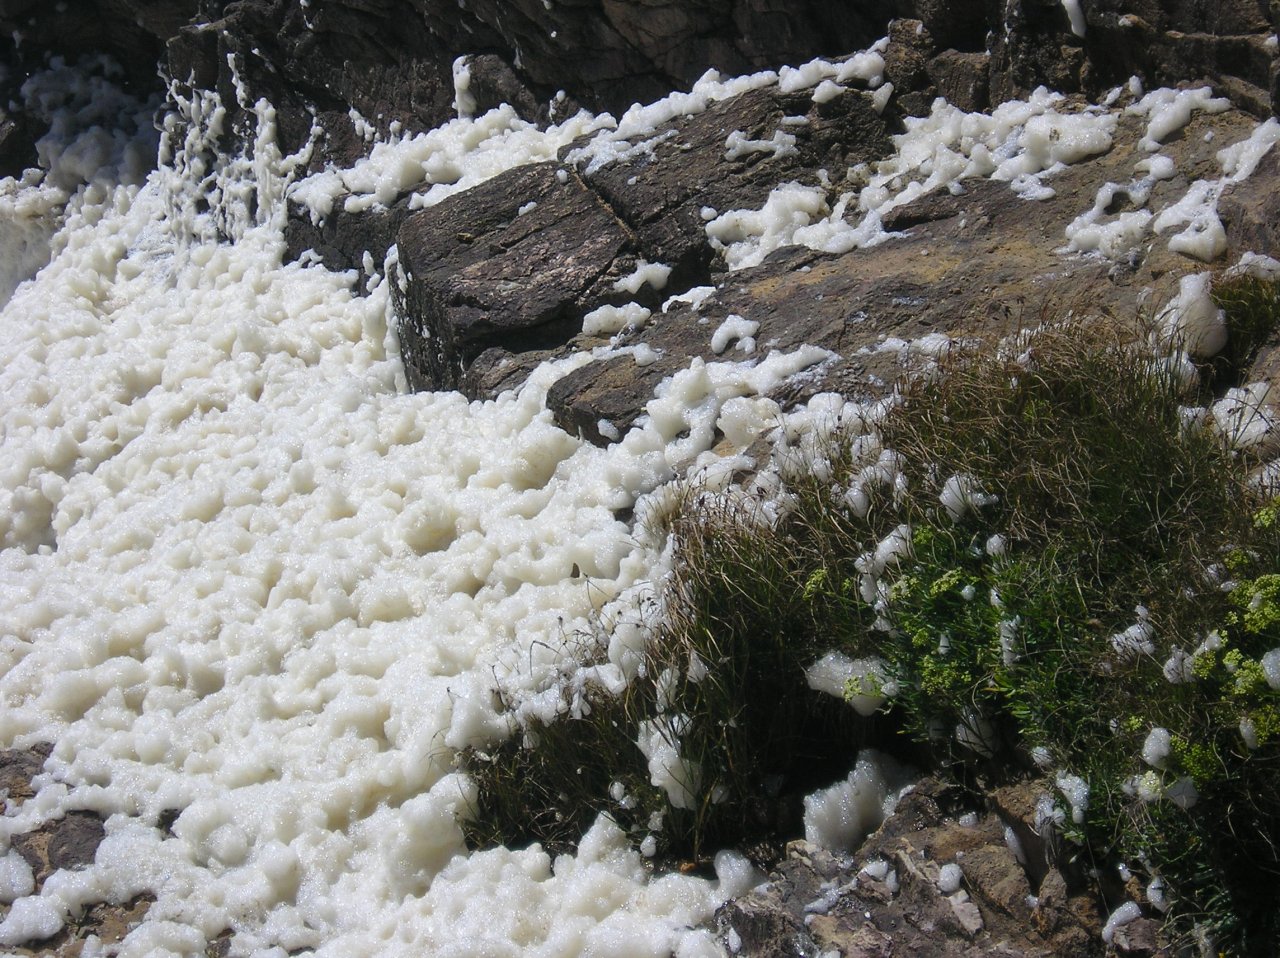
left=928, top=50, right=993, bottom=113
left=12, top=809, right=107, bottom=889
left=458, top=53, right=547, bottom=124
left=394, top=162, right=639, bottom=390
left=568, top=85, right=892, bottom=290
left=0, top=744, right=51, bottom=810
left=1221, top=145, right=1280, bottom=262
left=718, top=777, right=1108, bottom=958
left=540, top=100, right=1265, bottom=447
left=1112, top=916, right=1162, bottom=954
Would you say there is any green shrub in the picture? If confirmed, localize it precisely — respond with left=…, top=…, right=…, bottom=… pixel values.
left=461, top=313, right=1280, bottom=947
left=872, top=320, right=1280, bottom=950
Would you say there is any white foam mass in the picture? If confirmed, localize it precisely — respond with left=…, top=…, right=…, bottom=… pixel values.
left=802, top=750, right=915, bottom=851
left=1211, top=383, right=1277, bottom=452
left=804, top=653, right=895, bottom=716
left=937, top=862, right=963, bottom=894
left=710, top=314, right=760, bottom=354
left=583, top=301, right=652, bottom=336
left=1156, top=272, right=1226, bottom=359
left=939, top=473, right=998, bottom=522
left=1101, top=901, right=1143, bottom=945
left=1126, top=87, right=1230, bottom=152
left=0, top=62, right=840, bottom=956
left=1059, top=0, right=1087, bottom=37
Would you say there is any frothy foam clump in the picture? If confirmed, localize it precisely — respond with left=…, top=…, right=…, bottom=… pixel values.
left=0, top=56, right=159, bottom=306
left=0, top=59, right=841, bottom=955
left=802, top=750, right=915, bottom=852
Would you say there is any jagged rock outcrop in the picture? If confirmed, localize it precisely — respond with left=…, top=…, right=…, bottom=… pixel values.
left=717, top=777, right=1127, bottom=958
left=389, top=83, right=892, bottom=392
left=378, top=52, right=1276, bottom=446
left=1, top=1, right=1276, bottom=177
left=394, top=161, right=642, bottom=392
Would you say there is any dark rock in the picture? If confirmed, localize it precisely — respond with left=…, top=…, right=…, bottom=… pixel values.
left=12, top=810, right=107, bottom=889
left=4, top=0, right=1278, bottom=177
left=157, top=807, right=182, bottom=836
left=446, top=0, right=909, bottom=115
left=928, top=50, right=992, bottom=113
left=0, top=744, right=51, bottom=809
left=959, top=844, right=1034, bottom=918
left=915, top=0, right=1002, bottom=54
left=394, top=162, right=639, bottom=390
left=717, top=776, right=1105, bottom=958
left=1221, top=144, right=1280, bottom=258
left=460, top=347, right=562, bottom=402
left=458, top=54, right=545, bottom=124
left=164, top=1, right=456, bottom=162
left=543, top=102, right=1264, bottom=448
left=546, top=355, right=668, bottom=445
left=0, top=0, right=184, bottom=91
left=1085, top=2, right=1278, bottom=117
left=882, top=18, right=936, bottom=96
left=284, top=194, right=416, bottom=279
left=990, top=0, right=1089, bottom=104
left=0, top=114, right=40, bottom=179
left=1112, top=916, right=1161, bottom=954
left=392, top=82, right=893, bottom=396
left=988, top=779, right=1056, bottom=890
left=569, top=85, right=892, bottom=287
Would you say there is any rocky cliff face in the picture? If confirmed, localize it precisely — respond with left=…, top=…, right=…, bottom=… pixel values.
left=1, top=1, right=1277, bottom=179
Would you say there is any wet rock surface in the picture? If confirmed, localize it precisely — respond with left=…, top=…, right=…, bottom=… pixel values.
left=1, top=1, right=1276, bottom=167
left=0, top=746, right=133, bottom=955
left=401, top=92, right=1267, bottom=446
left=716, top=777, right=1143, bottom=958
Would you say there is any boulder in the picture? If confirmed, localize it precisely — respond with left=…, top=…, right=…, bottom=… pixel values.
left=567, top=85, right=892, bottom=289
left=1221, top=145, right=1280, bottom=260
left=543, top=98, right=1261, bottom=445
left=394, top=162, right=640, bottom=391
left=390, top=82, right=894, bottom=393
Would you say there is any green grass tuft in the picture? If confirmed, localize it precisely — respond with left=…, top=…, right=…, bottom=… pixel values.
left=461, top=309, right=1280, bottom=948
left=1211, top=271, right=1280, bottom=387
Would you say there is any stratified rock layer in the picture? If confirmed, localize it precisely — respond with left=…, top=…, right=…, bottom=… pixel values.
left=1, top=1, right=1276, bottom=170
left=380, top=67, right=1277, bottom=446
left=395, top=162, right=640, bottom=391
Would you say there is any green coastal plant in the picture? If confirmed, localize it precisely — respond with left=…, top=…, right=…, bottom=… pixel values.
left=461, top=294, right=1280, bottom=947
